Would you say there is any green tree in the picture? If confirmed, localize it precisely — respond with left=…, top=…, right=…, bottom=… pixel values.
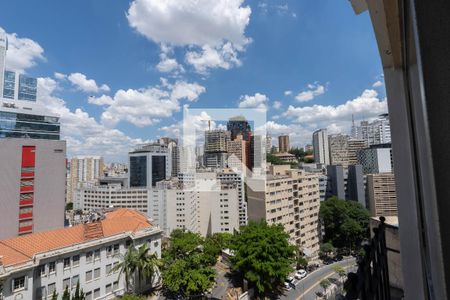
left=266, top=153, right=285, bottom=165
left=161, top=230, right=216, bottom=297
left=320, top=196, right=370, bottom=250
left=230, top=221, right=296, bottom=296
left=51, top=290, right=58, bottom=300
left=62, top=286, right=70, bottom=300
left=65, top=202, right=73, bottom=211
left=114, top=244, right=161, bottom=293
left=289, top=147, right=308, bottom=162
left=295, top=249, right=308, bottom=269
left=120, top=295, right=146, bottom=300
left=113, top=245, right=138, bottom=292
left=320, top=242, right=335, bottom=258
left=320, top=279, right=331, bottom=298
left=332, top=265, right=347, bottom=289
left=72, top=281, right=85, bottom=300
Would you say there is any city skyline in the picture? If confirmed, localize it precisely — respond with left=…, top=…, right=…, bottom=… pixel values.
left=0, top=0, right=387, bottom=162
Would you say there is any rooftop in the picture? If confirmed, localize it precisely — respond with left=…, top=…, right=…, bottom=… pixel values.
left=0, top=208, right=154, bottom=268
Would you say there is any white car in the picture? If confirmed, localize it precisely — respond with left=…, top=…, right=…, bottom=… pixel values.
left=294, top=269, right=307, bottom=279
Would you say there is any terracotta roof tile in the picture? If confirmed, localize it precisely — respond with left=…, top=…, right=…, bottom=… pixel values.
left=0, top=208, right=154, bottom=268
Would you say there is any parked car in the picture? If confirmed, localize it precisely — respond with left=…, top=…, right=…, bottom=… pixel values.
left=294, top=269, right=307, bottom=279
left=284, top=281, right=291, bottom=289
left=307, top=263, right=320, bottom=272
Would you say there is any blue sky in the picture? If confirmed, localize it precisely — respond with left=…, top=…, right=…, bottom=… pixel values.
left=0, top=0, right=386, bottom=162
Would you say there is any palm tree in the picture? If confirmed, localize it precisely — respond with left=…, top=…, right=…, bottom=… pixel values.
left=114, top=244, right=161, bottom=293
left=113, top=245, right=139, bottom=292
left=135, top=244, right=161, bottom=291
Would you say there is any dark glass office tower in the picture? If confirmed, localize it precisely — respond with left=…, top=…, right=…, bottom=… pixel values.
left=152, top=155, right=166, bottom=186
left=129, top=156, right=147, bottom=187
left=128, top=143, right=169, bottom=188
left=227, top=116, right=252, bottom=141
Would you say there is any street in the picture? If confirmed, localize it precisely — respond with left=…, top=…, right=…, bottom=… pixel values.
left=280, top=258, right=356, bottom=300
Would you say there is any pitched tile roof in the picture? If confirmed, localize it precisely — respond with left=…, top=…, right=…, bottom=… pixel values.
left=0, top=208, right=153, bottom=268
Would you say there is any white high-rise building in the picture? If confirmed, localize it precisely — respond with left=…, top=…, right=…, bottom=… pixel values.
left=0, top=32, right=7, bottom=97
left=67, top=156, right=105, bottom=203
left=265, top=134, right=272, bottom=154
left=352, top=114, right=391, bottom=146
left=313, top=129, right=330, bottom=165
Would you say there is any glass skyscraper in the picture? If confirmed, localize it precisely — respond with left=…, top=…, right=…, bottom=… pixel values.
left=2, top=71, right=37, bottom=102
left=0, top=110, right=60, bottom=140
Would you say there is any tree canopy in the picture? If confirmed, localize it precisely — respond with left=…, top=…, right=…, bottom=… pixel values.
left=320, top=196, right=370, bottom=250
left=267, top=153, right=285, bottom=165
left=161, top=230, right=216, bottom=298
left=230, top=221, right=295, bottom=296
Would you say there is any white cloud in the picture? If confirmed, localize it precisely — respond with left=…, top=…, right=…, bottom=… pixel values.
left=258, top=89, right=389, bottom=147
left=101, top=80, right=205, bottom=127
left=156, top=46, right=185, bottom=74
left=127, top=0, right=251, bottom=74
left=272, top=100, right=282, bottom=109
left=372, top=80, right=383, bottom=87
left=238, top=93, right=268, bottom=109
left=54, top=72, right=67, bottom=80
left=0, top=28, right=45, bottom=72
left=88, top=95, right=114, bottom=106
left=258, top=2, right=294, bottom=17
left=185, top=42, right=241, bottom=74
left=156, top=56, right=184, bottom=73
left=258, top=121, right=312, bottom=147
left=67, top=73, right=110, bottom=93
left=37, top=78, right=147, bottom=162
left=265, top=121, right=289, bottom=132
left=285, top=89, right=387, bottom=127
left=284, top=90, right=292, bottom=96
left=295, top=83, right=326, bottom=102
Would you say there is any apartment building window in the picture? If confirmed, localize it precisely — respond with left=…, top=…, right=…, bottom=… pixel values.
left=113, top=281, right=119, bottom=291
left=85, top=291, right=92, bottom=300
left=106, top=245, right=112, bottom=256
left=94, top=288, right=100, bottom=299
left=105, top=283, right=112, bottom=294
left=72, top=275, right=79, bottom=288
left=94, top=249, right=100, bottom=261
left=12, top=276, right=26, bottom=291
left=73, top=255, right=80, bottom=267
left=113, top=244, right=120, bottom=254
left=47, top=283, right=56, bottom=295
left=113, top=261, right=119, bottom=272
left=86, top=270, right=93, bottom=282
left=49, top=262, right=56, bottom=274
left=106, top=264, right=112, bottom=275
left=94, top=268, right=101, bottom=279
left=63, top=278, right=70, bottom=289
left=36, top=286, right=46, bottom=299
left=38, top=264, right=46, bottom=277
left=86, top=251, right=93, bottom=264
left=63, top=257, right=71, bottom=269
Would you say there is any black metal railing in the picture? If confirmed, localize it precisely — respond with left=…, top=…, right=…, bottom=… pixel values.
left=344, top=216, right=391, bottom=300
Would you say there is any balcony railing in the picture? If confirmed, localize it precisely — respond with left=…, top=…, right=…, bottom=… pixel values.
left=345, top=216, right=391, bottom=300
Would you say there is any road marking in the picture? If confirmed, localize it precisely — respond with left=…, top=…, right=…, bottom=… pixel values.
left=296, top=264, right=354, bottom=300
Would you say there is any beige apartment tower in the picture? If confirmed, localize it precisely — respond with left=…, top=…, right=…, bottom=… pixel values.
left=227, top=134, right=248, bottom=172
left=247, top=165, right=320, bottom=257
left=67, top=156, right=105, bottom=203
left=278, top=135, right=290, bottom=153
left=367, top=173, right=397, bottom=217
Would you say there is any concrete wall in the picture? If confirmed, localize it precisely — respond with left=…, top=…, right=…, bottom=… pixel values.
left=0, top=138, right=66, bottom=239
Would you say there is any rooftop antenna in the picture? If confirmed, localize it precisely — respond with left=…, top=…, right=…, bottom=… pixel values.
left=208, top=120, right=211, bottom=131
